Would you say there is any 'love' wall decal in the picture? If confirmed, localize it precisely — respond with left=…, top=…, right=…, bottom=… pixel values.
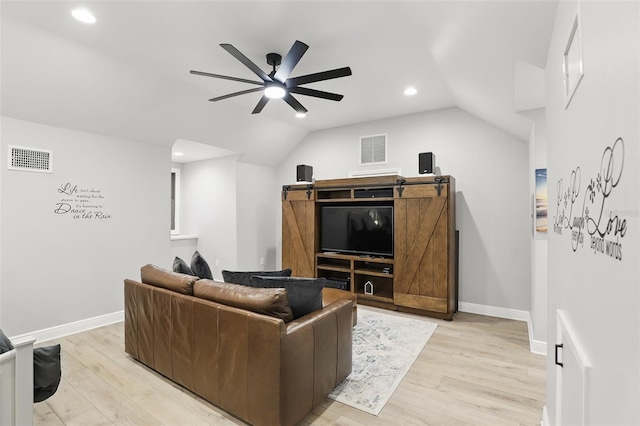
left=552, top=137, right=627, bottom=261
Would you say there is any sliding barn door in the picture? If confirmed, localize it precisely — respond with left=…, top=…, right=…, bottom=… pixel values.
left=394, top=183, right=452, bottom=316
left=281, top=189, right=315, bottom=278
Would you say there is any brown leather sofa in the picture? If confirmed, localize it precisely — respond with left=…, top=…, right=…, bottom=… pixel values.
left=124, top=265, right=354, bottom=426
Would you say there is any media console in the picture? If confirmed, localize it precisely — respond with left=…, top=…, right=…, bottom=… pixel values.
left=282, top=174, right=457, bottom=320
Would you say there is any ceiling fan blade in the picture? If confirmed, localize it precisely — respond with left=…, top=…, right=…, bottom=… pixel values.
left=289, top=87, right=344, bottom=101
left=286, top=67, right=352, bottom=87
left=283, top=93, right=308, bottom=114
left=190, top=70, right=263, bottom=86
left=208, top=87, right=264, bottom=102
left=274, top=40, right=309, bottom=83
left=252, top=96, right=270, bottom=114
left=220, top=43, right=272, bottom=82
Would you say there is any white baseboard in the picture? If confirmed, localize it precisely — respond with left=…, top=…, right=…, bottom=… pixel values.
left=459, top=302, right=547, bottom=355
left=458, top=301, right=530, bottom=321
left=527, top=315, right=549, bottom=356
left=541, top=405, right=549, bottom=426
left=10, top=311, right=124, bottom=344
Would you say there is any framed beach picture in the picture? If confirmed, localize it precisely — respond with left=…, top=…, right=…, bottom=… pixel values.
left=535, top=168, right=548, bottom=233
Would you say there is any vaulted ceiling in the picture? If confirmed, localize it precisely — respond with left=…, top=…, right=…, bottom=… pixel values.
left=1, top=1, right=557, bottom=167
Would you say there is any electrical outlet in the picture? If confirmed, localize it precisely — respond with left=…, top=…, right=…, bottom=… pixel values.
left=260, top=258, right=265, bottom=266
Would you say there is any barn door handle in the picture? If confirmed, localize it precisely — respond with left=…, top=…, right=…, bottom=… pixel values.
left=555, top=343, right=564, bottom=368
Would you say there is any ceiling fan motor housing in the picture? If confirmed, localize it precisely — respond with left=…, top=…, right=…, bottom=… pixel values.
left=266, top=53, right=282, bottom=68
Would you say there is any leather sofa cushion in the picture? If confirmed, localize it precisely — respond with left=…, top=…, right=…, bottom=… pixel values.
left=221, top=268, right=292, bottom=286
left=141, top=264, right=199, bottom=295
left=194, top=279, right=295, bottom=323
left=250, top=276, right=326, bottom=319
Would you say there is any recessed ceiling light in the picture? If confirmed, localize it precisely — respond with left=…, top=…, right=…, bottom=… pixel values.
left=71, top=8, right=96, bottom=24
left=173, top=152, right=184, bottom=156
left=404, top=87, right=417, bottom=96
left=295, top=112, right=306, bottom=118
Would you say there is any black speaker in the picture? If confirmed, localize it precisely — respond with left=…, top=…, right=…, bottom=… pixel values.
left=419, top=152, right=435, bottom=174
left=296, top=164, right=313, bottom=182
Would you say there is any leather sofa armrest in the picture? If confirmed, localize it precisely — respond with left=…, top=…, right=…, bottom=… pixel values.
left=280, top=298, right=352, bottom=425
left=285, top=299, right=352, bottom=336
left=322, top=287, right=356, bottom=307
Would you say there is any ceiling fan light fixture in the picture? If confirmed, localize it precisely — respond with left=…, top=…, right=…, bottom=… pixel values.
left=264, top=84, right=286, bottom=99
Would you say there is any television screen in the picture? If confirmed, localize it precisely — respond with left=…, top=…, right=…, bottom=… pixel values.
left=321, top=205, right=393, bottom=257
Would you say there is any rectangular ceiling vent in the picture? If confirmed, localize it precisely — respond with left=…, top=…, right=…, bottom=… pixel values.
left=360, top=134, right=387, bottom=165
left=8, top=145, right=53, bottom=173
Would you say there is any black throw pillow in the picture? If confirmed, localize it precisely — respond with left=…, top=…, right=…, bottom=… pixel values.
left=173, top=256, right=194, bottom=276
left=191, top=251, right=213, bottom=280
left=222, top=269, right=292, bottom=286
left=33, top=344, right=62, bottom=403
left=0, top=329, right=14, bottom=354
left=249, top=276, right=326, bottom=319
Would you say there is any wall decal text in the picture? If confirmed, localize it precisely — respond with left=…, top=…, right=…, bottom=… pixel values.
left=54, top=182, right=112, bottom=220
left=552, top=138, right=626, bottom=260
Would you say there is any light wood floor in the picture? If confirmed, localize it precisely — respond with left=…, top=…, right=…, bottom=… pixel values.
left=33, top=307, right=546, bottom=425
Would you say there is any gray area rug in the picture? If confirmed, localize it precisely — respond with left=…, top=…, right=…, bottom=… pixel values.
left=328, top=306, right=438, bottom=415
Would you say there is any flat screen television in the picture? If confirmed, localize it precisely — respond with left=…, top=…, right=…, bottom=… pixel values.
left=320, top=205, right=393, bottom=257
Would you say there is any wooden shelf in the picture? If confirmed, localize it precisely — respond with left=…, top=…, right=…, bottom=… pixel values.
left=317, top=265, right=351, bottom=274
left=356, top=290, right=394, bottom=304
left=354, top=269, right=393, bottom=278
left=318, top=256, right=393, bottom=274
left=354, top=257, right=394, bottom=264
left=317, top=252, right=355, bottom=261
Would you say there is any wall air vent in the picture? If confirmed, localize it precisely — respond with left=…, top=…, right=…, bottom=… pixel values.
left=360, top=134, right=387, bottom=165
left=8, top=145, right=53, bottom=173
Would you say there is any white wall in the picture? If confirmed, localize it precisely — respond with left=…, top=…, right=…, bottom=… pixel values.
left=181, top=156, right=239, bottom=279
left=545, top=1, right=639, bottom=424
left=169, top=162, right=199, bottom=265
left=522, top=107, right=548, bottom=347
left=276, top=107, right=532, bottom=312
left=236, top=162, right=279, bottom=271
left=0, top=117, right=170, bottom=336
left=180, top=157, right=279, bottom=278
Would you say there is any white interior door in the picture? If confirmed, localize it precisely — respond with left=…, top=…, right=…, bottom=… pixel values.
left=556, top=310, right=591, bottom=425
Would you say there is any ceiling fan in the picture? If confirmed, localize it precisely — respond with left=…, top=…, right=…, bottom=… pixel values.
left=190, top=40, right=352, bottom=115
